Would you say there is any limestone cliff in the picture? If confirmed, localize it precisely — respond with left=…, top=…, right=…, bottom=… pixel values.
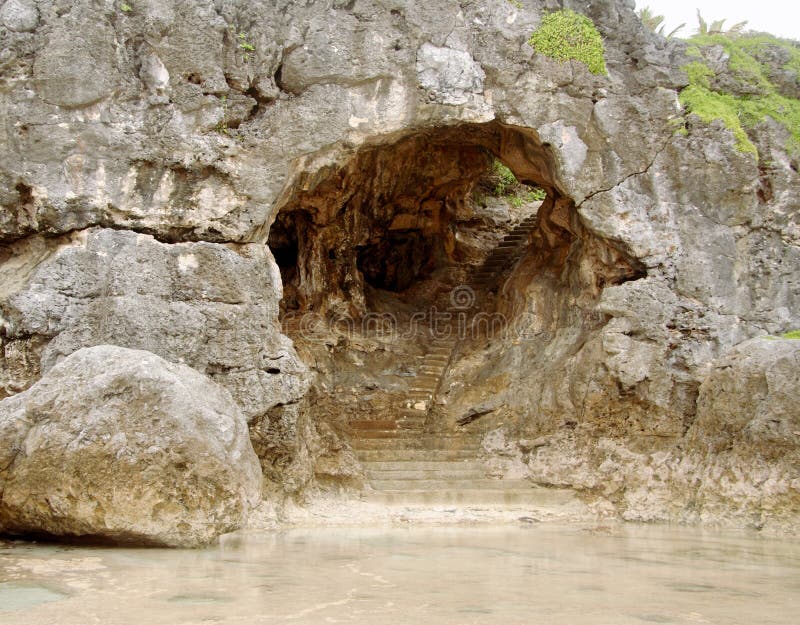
left=0, top=0, right=798, bottom=540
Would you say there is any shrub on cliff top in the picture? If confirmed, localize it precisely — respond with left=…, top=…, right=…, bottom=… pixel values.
left=680, top=33, right=800, bottom=157
left=529, top=9, right=608, bottom=76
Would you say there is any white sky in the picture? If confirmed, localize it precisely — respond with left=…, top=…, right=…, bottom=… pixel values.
left=636, top=0, right=800, bottom=41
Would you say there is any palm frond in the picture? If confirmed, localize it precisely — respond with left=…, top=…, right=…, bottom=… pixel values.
left=659, top=22, right=686, bottom=39
left=696, top=9, right=708, bottom=35
left=727, top=21, right=748, bottom=34
left=638, top=6, right=666, bottom=32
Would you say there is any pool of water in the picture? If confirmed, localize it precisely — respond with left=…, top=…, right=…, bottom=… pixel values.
left=0, top=524, right=797, bottom=624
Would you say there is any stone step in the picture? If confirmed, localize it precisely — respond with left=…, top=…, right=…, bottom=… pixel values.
left=398, top=408, right=428, bottom=416
left=366, top=468, right=488, bottom=481
left=429, top=339, right=457, bottom=347
left=414, top=371, right=441, bottom=379
left=355, top=449, right=478, bottom=462
left=361, top=488, right=577, bottom=506
left=351, top=430, right=479, bottom=441
left=369, top=478, right=535, bottom=491
left=351, top=438, right=482, bottom=451
left=426, top=348, right=454, bottom=356
left=359, top=460, right=486, bottom=472
left=421, top=356, right=449, bottom=364
left=352, top=429, right=431, bottom=439
left=412, top=373, right=440, bottom=381
left=349, top=419, right=399, bottom=430
left=412, top=380, right=442, bottom=389
left=351, top=432, right=484, bottom=443
left=349, top=419, right=427, bottom=431
left=394, top=423, right=427, bottom=431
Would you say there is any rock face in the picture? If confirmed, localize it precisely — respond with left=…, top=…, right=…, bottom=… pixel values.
left=0, top=0, right=798, bottom=532
left=0, top=228, right=308, bottom=419
left=0, top=345, right=262, bottom=546
left=682, top=338, right=800, bottom=526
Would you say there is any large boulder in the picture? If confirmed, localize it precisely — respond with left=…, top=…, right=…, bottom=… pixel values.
left=678, top=338, right=800, bottom=526
left=0, top=345, right=262, bottom=547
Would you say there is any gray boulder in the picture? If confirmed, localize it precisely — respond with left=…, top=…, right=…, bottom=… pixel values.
left=0, top=345, right=262, bottom=547
left=675, top=338, right=800, bottom=527
left=689, top=337, right=800, bottom=456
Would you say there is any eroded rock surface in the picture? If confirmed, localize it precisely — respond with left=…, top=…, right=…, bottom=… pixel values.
left=0, top=345, right=262, bottom=546
left=0, top=228, right=309, bottom=421
left=0, top=0, right=797, bottom=532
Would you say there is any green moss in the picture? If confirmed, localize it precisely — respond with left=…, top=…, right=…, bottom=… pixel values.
left=683, top=61, right=714, bottom=88
left=782, top=330, right=800, bottom=339
left=680, top=33, right=800, bottom=158
left=679, top=84, right=759, bottom=155
left=492, top=160, right=517, bottom=195
left=490, top=160, right=546, bottom=206
left=734, top=34, right=800, bottom=78
left=529, top=9, right=607, bottom=76
left=689, top=34, right=772, bottom=93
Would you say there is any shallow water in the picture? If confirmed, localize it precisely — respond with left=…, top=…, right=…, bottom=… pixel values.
left=0, top=524, right=798, bottom=624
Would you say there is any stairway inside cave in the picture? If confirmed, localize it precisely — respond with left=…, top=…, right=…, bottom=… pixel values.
left=348, top=214, right=574, bottom=506
left=268, top=122, right=592, bottom=507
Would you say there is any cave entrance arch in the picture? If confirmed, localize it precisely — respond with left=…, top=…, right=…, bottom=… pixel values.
left=268, top=122, right=560, bottom=318
left=267, top=121, right=644, bottom=436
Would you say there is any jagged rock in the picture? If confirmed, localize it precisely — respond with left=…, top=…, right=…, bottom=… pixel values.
left=32, top=6, right=117, bottom=107
left=415, top=43, right=486, bottom=105
left=0, top=0, right=797, bottom=528
left=676, top=338, right=800, bottom=527
left=0, top=345, right=262, bottom=546
left=0, top=228, right=309, bottom=417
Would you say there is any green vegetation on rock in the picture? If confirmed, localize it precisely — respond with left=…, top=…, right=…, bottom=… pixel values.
left=782, top=330, right=800, bottom=339
left=490, top=160, right=546, bottom=207
left=679, top=33, right=800, bottom=157
left=529, top=9, right=607, bottom=76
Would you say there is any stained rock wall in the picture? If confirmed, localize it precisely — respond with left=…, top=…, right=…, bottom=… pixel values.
left=0, top=0, right=798, bottom=532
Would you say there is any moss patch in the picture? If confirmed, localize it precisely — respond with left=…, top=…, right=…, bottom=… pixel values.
left=680, top=33, right=800, bottom=157
left=489, top=160, right=546, bottom=207
left=529, top=9, right=607, bottom=76
left=782, top=329, right=800, bottom=339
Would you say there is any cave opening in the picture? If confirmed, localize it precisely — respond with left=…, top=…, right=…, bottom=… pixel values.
left=267, top=120, right=646, bottom=443
left=268, top=121, right=559, bottom=321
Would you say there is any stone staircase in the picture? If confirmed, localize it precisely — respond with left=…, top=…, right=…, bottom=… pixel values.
left=401, top=212, right=541, bottom=413
left=349, top=211, right=574, bottom=507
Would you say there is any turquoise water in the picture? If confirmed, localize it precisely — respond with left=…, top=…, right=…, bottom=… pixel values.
left=0, top=524, right=798, bottom=624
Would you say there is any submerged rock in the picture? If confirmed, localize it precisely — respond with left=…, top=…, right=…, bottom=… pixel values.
left=0, top=345, right=262, bottom=547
